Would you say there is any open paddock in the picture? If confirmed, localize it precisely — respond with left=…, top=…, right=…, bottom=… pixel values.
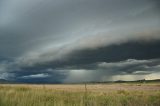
left=0, top=83, right=160, bottom=106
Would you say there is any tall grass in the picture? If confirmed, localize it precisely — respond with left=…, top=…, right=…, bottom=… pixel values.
left=0, top=85, right=160, bottom=106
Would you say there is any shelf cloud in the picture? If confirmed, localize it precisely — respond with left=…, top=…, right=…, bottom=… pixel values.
left=0, top=0, right=160, bottom=83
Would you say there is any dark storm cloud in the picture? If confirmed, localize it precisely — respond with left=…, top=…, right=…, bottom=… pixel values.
left=0, top=0, right=160, bottom=82
left=0, top=0, right=159, bottom=56
left=63, top=59, right=160, bottom=82
left=14, top=69, right=65, bottom=83
left=66, top=40, right=160, bottom=64
left=18, top=40, right=160, bottom=70
left=6, top=40, right=160, bottom=83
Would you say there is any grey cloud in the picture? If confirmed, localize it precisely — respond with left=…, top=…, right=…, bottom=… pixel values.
left=0, top=72, right=14, bottom=80
left=0, top=57, right=160, bottom=82
left=15, top=30, right=160, bottom=68
left=0, top=0, right=160, bottom=83
left=98, top=59, right=160, bottom=74
left=2, top=40, right=159, bottom=82
left=21, top=73, right=49, bottom=79
left=63, top=59, right=160, bottom=82
left=0, top=0, right=159, bottom=57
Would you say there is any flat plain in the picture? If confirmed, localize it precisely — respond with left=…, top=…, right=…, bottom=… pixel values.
left=0, top=83, right=160, bottom=106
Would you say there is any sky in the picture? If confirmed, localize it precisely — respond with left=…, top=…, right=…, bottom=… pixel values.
left=0, top=0, right=160, bottom=83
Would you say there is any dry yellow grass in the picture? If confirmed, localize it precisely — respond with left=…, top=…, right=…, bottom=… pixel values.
left=0, top=83, right=160, bottom=106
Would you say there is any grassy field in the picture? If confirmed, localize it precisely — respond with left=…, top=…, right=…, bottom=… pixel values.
left=0, top=83, right=160, bottom=106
